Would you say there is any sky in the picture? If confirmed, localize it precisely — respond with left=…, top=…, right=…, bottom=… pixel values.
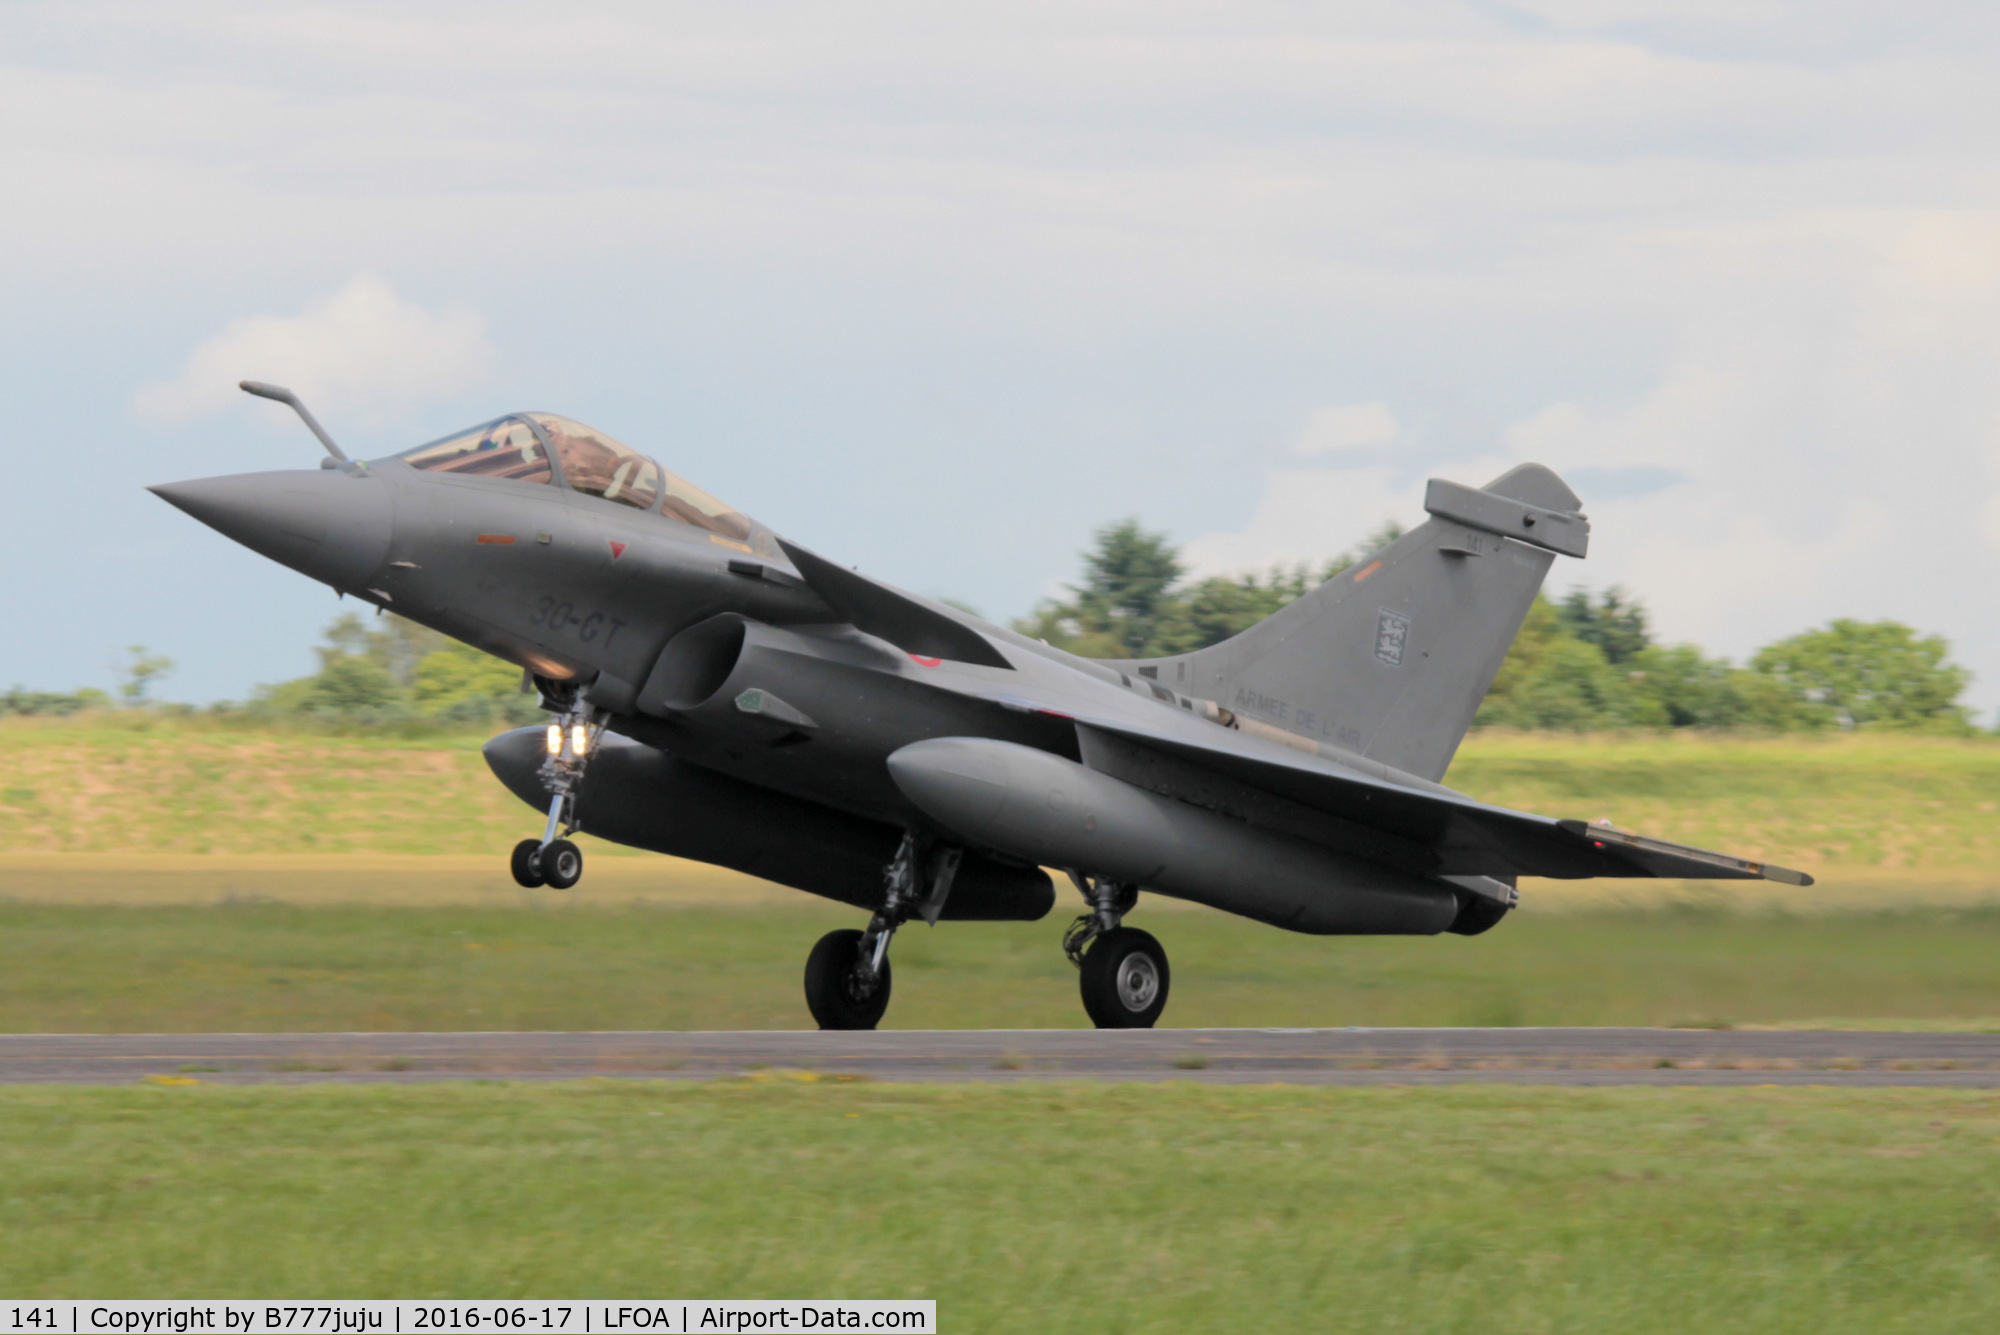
left=8, top=2, right=2000, bottom=713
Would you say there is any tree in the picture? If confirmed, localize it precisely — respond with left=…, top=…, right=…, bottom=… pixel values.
left=117, top=645, right=175, bottom=706
left=1014, top=518, right=1400, bottom=659
left=1015, top=519, right=1185, bottom=658
left=1018, top=517, right=1976, bottom=736
left=1558, top=587, right=1651, bottom=665
left=1477, top=599, right=1667, bottom=731
left=1750, top=620, right=1973, bottom=732
left=1151, top=567, right=1319, bottom=655
left=305, top=651, right=401, bottom=713
left=1, top=687, right=110, bottom=716
left=322, top=612, right=451, bottom=688
left=1625, top=643, right=1824, bottom=731
left=249, top=613, right=538, bottom=727
left=415, top=641, right=538, bottom=724
left=1072, top=519, right=1185, bottom=657
left=1490, top=636, right=1667, bottom=731
left=1627, top=644, right=1743, bottom=728
left=1476, top=595, right=1562, bottom=724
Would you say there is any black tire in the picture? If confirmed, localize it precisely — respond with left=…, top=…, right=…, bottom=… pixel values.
left=804, top=928, right=892, bottom=1030
left=1080, top=927, right=1170, bottom=1029
left=540, top=838, right=584, bottom=889
left=510, top=838, right=546, bottom=888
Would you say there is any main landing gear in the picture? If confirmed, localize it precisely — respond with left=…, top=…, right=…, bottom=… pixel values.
left=509, top=696, right=603, bottom=891
left=800, top=841, right=1170, bottom=1031
left=805, top=832, right=962, bottom=1030
left=1065, top=872, right=1169, bottom=1028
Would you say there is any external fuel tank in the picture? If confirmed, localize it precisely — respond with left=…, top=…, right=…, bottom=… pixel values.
left=887, top=736, right=1464, bottom=935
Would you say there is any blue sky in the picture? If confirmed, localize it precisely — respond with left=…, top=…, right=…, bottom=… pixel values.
left=9, top=2, right=2000, bottom=712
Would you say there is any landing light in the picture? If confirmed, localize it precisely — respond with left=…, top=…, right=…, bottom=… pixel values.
left=571, top=724, right=590, bottom=757
left=545, top=724, right=562, bottom=756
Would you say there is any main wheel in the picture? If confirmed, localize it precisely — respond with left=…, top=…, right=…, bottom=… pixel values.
left=1080, top=927, right=1170, bottom=1029
left=509, top=838, right=546, bottom=888
left=540, top=838, right=583, bottom=889
left=804, top=928, right=892, bottom=1030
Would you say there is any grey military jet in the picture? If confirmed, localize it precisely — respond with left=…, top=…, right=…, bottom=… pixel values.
left=152, top=383, right=1809, bottom=1029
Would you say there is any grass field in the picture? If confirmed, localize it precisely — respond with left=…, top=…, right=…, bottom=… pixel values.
left=5, top=719, right=2000, bottom=1031
left=6, top=897, right=2000, bottom=1032
left=5, top=1080, right=1999, bottom=1331
left=1453, top=730, right=2000, bottom=873
left=8, top=717, right=2000, bottom=875
left=7, top=721, right=2000, bottom=1318
left=0, top=716, right=531, bottom=857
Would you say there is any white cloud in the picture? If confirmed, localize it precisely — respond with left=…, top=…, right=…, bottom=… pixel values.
left=1292, top=401, right=1399, bottom=456
left=1184, top=209, right=2000, bottom=705
left=1181, top=464, right=1418, bottom=577
left=134, top=274, right=494, bottom=423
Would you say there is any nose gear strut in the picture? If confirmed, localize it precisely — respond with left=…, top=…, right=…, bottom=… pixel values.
left=804, top=831, right=963, bottom=1030
left=509, top=694, right=604, bottom=889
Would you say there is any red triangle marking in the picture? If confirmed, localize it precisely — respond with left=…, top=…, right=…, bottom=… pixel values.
left=609, top=541, right=627, bottom=559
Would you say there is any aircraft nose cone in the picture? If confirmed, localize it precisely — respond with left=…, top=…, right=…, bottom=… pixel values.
left=149, top=469, right=392, bottom=592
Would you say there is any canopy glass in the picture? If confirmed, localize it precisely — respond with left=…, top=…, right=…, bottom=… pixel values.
left=389, top=414, right=763, bottom=546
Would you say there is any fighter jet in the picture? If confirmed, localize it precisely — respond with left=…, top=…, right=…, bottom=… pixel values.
left=152, top=383, right=1810, bottom=1029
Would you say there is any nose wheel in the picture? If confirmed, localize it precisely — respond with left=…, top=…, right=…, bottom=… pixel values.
left=510, top=838, right=546, bottom=887
left=512, top=836, right=583, bottom=889
left=508, top=697, right=600, bottom=890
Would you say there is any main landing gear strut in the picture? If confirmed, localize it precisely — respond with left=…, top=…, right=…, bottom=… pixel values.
left=509, top=696, right=603, bottom=891
left=1065, top=871, right=1169, bottom=1028
left=805, top=831, right=962, bottom=1030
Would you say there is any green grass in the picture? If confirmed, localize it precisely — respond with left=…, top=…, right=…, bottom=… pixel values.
left=10, top=717, right=2000, bottom=1032
left=8, top=722, right=1999, bottom=1323
left=9, top=717, right=2000, bottom=875
left=1449, top=730, right=2000, bottom=871
left=0, top=715, right=535, bottom=856
left=4, top=1081, right=2000, bottom=1331
left=9, top=901, right=2000, bottom=1032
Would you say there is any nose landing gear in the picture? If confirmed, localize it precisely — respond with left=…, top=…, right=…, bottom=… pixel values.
left=1066, top=872, right=1168, bottom=1029
left=805, top=832, right=962, bottom=1030
left=508, top=698, right=602, bottom=890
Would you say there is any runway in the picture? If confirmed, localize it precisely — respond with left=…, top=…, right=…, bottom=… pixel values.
left=4, top=1028, right=2000, bottom=1086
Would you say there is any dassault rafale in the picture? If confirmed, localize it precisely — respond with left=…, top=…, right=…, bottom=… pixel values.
left=152, top=382, right=1810, bottom=1029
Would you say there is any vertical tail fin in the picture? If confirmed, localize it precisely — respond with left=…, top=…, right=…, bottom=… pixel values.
left=1123, top=464, right=1586, bottom=782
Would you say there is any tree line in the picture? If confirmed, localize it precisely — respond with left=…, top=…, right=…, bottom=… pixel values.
left=0, top=614, right=539, bottom=732
left=1013, top=519, right=1977, bottom=734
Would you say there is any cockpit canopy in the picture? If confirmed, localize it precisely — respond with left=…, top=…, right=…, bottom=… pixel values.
left=386, top=414, right=765, bottom=548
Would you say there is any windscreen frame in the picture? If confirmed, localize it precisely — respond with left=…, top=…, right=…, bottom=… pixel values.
left=524, top=413, right=672, bottom=514
left=386, top=415, right=562, bottom=487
